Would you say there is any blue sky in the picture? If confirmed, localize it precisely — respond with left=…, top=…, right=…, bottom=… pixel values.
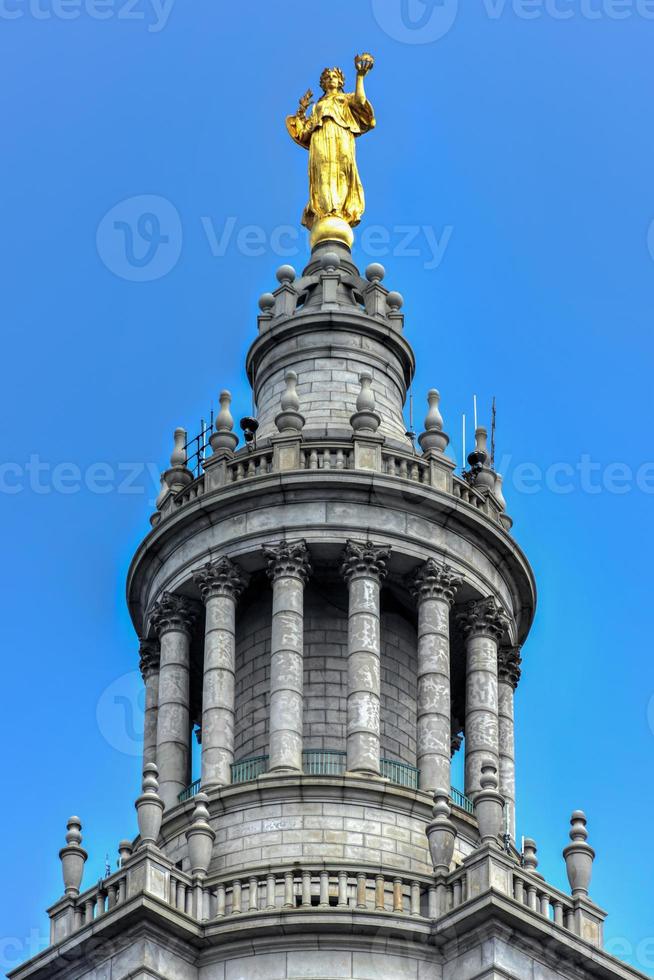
left=1, top=0, right=653, bottom=974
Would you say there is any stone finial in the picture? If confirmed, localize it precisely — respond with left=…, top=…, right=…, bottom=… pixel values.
left=457, top=596, right=511, bottom=642
left=350, top=372, right=381, bottom=435
left=365, top=262, right=385, bottom=283
left=193, top=556, right=248, bottom=604
left=467, top=427, right=495, bottom=490
left=59, top=816, right=88, bottom=898
left=258, top=292, right=276, bottom=314
left=186, top=792, right=216, bottom=878
left=118, top=840, right=134, bottom=867
left=162, top=428, right=194, bottom=494
left=498, top=646, right=522, bottom=690
left=386, top=290, right=404, bottom=312
left=135, top=763, right=164, bottom=848
left=149, top=592, right=198, bottom=638
left=138, top=637, right=160, bottom=682
left=493, top=472, right=507, bottom=511
left=210, top=390, right=239, bottom=454
left=419, top=390, right=450, bottom=454
left=320, top=250, right=341, bottom=272
left=426, top=794, right=456, bottom=875
left=410, top=558, right=463, bottom=606
left=276, top=264, right=296, bottom=284
left=523, top=837, right=539, bottom=872
left=474, top=762, right=504, bottom=848
left=563, top=810, right=595, bottom=897
left=341, top=540, right=391, bottom=584
left=263, top=540, right=311, bottom=584
left=275, top=370, right=305, bottom=436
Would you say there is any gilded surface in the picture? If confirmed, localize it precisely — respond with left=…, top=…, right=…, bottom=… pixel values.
left=286, top=54, right=375, bottom=238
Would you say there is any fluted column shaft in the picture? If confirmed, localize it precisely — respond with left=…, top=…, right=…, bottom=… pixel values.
left=498, top=646, right=521, bottom=841
left=411, top=560, right=463, bottom=796
left=194, top=558, right=247, bottom=789
left=458, top=597, right=510, bottom=799
left=264, top=542, right=311, bottom=773
left=150, top=594, right=197, bottom=809
left=139, top=639, right=160, bottom=770
left=342, top=541, right=390, bottom=776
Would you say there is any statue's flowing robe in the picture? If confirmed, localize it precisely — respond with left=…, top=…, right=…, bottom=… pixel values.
left=286, top=92, right=376, bottom=229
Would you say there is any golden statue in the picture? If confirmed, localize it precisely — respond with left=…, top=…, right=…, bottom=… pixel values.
left=286, top=53, right=375, bottom=249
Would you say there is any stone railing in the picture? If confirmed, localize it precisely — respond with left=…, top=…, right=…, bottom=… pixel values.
left=160, top=440, right=509, bottom=530
left=511, top=866, right=576, bottom=928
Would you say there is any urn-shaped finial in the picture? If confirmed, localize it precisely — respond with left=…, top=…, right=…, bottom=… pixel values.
left=419, top=389, right=449, bottom=454
left=135, top=763, right=165, bottom=848
left=275, top=371, right=305, bottom=436
left=466, top=427, right=494, bottom=487
left=493, top=471, right=507, bottom=511
left=426, top=794, right=456, bottom=875
left=563, top=810, right=595, bottom=897
left=523, top=837, right=539, bottom=872
left=59, top=816, right=88, bottom=898
left=118, top=840, right=134, bottom=867
left=351, top=372, right=381, bottom=435
left=474, top=762, right=504, bottom=848
left=210, top=390, right=239, bottom=453
left=162, top=428, right=194, bottom=494
left=186, top=792, right=216, bottom=877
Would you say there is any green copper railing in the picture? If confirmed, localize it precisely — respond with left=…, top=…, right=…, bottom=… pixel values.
left=178, top=750, right=474, bottom=814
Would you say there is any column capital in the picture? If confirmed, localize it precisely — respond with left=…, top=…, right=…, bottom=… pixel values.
left=193, top=556, right=248, bottom=603
left=457, top=596, right=511, bottom=641
left=410, top=558, right=463, bottom=606
left=149, top=592, right=198, bottom=638
left=139, top=638, right=160, bottom=681
left=341, top=540, right=391, bottom=585
left=498, top=645, right=522, bottom=689
left=263, top=539, right=311, bottom=584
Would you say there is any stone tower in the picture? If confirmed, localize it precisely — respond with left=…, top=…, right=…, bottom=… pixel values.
left=11, top=223, right=648, bottom=980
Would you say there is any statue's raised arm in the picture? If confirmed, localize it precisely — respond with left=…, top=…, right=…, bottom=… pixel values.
left=285, top=53, right=376, bottom=249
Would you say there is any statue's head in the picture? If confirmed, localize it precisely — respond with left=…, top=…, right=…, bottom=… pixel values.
left=320, top=67, right=345, bottom=94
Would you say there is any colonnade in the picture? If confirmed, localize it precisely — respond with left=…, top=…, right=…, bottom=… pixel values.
left=140, top=541, right=521, bottom=839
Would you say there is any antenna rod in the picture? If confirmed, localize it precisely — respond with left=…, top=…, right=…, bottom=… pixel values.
left=462, top=414, right=466, bottom=471
left=491, top=396, right=497, bottom=468
left=473, top=394, right=478, bottom=431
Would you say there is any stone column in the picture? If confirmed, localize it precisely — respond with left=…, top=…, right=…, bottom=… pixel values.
left=150, top=593, right=198, bottom=809
left=139, top=638, right=160, bottom=770
left=498, top=645, right=521, bottom=842
left=341, top=541, right=391, bottom=776
left=457, top=597, right=510, bottom=799
left=263, top=541, right=311, bottom=773
left=193, top=557, right=248, bottom=790
left=410, top=559, right=463, bottom=796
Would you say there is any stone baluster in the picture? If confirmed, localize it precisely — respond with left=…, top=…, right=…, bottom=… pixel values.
left=351, top=373, right=383, bottom=472
left=341, top=540, right=391, bottom=776
left=474, top=762, right=505, bottom=848
left=498, top=645, right=522, bottom=842
left=273, top=370, right=305, bottom=471
left=426, top=794, right=456, bottom=876
left=193, top=557, right=248, bottom=789
left=410, top=559, right=463, bottom=797
left=139, top=638, right=160, bottom=770
left=263, top=541, right=312, bottom=773
left=150, top=594, right=198, bottom=809
left=457, top=597, right=510, bottom=798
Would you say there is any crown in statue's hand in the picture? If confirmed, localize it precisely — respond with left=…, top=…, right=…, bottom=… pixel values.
left=355, top=53, right=374, bottom=76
